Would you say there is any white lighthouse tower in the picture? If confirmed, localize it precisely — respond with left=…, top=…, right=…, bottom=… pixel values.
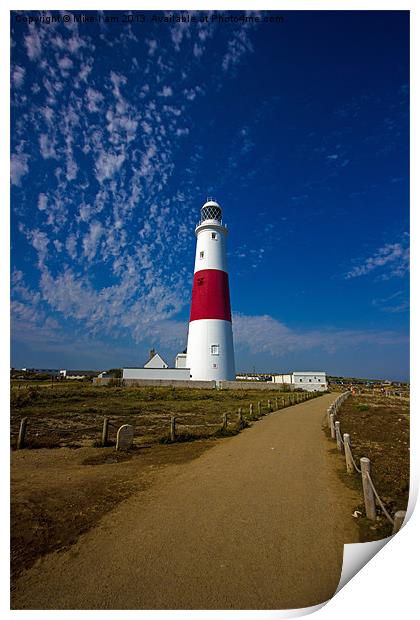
left=186, top=199, right=235, bottom=381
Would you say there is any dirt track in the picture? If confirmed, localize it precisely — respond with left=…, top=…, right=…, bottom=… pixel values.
left=12, top=393, right=359, bottom=610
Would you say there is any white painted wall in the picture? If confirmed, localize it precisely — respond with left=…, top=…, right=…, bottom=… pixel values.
left=293, top=372, right=327, bottom=391
left=123, top=368, right=190, bottom=380
left=186, top=318, right=235, bottom=381
left=272, top=371, right=327, bottom=391
left=272, top=374, right=292, bottom=384
left=175, top=353, right=187, bottom=368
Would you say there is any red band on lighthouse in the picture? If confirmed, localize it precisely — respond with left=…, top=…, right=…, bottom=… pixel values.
left=189, top=269, right=232, bottom=322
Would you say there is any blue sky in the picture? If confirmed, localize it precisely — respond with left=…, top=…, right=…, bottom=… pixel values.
left=10, top=10, right=409, bottom=379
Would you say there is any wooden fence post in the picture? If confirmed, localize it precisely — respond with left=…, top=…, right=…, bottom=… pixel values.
left=17, top=417, right=28, bottom=450
left=267, top=400, right=271, bottom=412
left=343, top=433, right=354, bottom=473
left=330, top=414, right=335, bottom=439
left=361, top=457, right=376, bottom=520
left=222, top=412, right=228, bottom=431
left=238, top=408, right=243, bottom=425
left=258, top=401, right=261, bottom=416
left=170, top=416, right=176, bottom=442
left=282, top=397, right=285, bottom=407
left=335, top=421, right=342, bottom=451
left=101, top=417, right=109, bottom=447
left=392, top=510, right=406, bottom=534
left=275, top=398, right=278, bottom=410
left=249, top=403, right=253, bottom=418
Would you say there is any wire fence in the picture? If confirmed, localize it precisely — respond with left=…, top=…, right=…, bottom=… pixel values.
left=327, top=392, right=406, bottom=535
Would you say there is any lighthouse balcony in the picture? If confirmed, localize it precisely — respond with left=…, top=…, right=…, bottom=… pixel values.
left=196, top=219, right=227, bottom=228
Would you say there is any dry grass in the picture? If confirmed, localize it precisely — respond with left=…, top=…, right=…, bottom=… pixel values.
left=11, top=381, right=321, bottom=448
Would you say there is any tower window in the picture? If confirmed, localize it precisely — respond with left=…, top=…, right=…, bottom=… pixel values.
left=200, top=251, right=204, bottom=259
left=197, top=277, right=204, bottom=286
left=211, top=232, right=217, bottom=240
left=211, top=344, right=219, bottom=355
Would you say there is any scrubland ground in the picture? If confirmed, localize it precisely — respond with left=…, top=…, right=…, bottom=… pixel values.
left=332, top=392, right=409, bottom=540
left=11, top=382, right=313, bottom=582
left=11, top=382, right=301, bottom=448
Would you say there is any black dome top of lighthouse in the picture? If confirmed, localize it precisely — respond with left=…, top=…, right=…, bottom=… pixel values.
left=200, top=199, right=222, bottom=223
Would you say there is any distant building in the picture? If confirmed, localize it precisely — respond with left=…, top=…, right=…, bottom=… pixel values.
left=66, top=374, right=87, bottom=380
left=272, top=371, right=327, bottom=392
left=59, top=369, right=97, bottom=380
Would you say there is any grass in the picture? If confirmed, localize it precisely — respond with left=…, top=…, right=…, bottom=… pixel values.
left=11, top=381, right=322, bottom=448
left=356, top=404, right=370, bottom=412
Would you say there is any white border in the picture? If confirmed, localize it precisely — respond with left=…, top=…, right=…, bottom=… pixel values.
left=2, top=2, right=417, bottom=619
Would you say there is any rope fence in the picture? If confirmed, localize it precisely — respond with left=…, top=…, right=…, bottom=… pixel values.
left=12, top=389, right=324, bottom=451
left=327, top=392, right=406, bottom=535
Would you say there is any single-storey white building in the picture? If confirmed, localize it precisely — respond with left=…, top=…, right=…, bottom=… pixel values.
left=272, top=371, right=328, bottom=392
left=122, top=350, right=191, bottom=381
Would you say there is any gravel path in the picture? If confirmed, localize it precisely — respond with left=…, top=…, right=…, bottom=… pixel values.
left=12, top=393, right=359, bottom=610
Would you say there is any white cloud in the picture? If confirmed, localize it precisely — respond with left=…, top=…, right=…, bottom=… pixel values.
left=372, top=291, right=409, bottom=313
left=65, top=233, right=78, bottom=259
left=170, top=19, right=192, bottom=51
left=183, top=88, right=196, bottom=101
left=24, top=27, right=42, bottom=60
left=222, top=28, right=254, bottom=72
left=83, top=221, right=103, bottom=261
left=41, top=106, right=55, bottom=123
left=193, top=43, right=204, bottom=58
left=86, top=87, right=104, bottom=113
left=57, top=56, right=73, bottom=70
left=95, top=151, right=125, bottom=182
left=38, top=193, right=48, bottom=211
left=10, top=153, right=29, bottom=186
left=159, top=85, right=173, bottom=98
left=110, top=71, right=127, bottom=96
left=145, top=38, right=157, bottom=56
left=39, top=133, right=57, bottom=159
left=345, top=240, right=410, bottom=279
left=12, top=65, right=25, bottom=88
left=232, top=313, right=408, bottom=356
left=27, top=229, right=50, bottom=267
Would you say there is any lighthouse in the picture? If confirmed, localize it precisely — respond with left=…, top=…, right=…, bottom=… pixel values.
left=186, top=199, right=236, bottom=381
